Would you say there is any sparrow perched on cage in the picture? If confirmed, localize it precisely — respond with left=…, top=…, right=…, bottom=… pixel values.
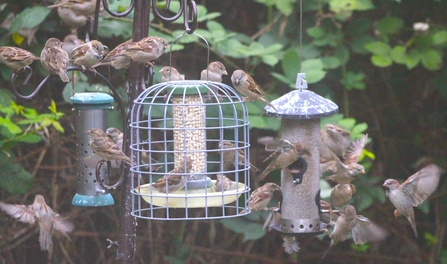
left=322, top=205, right=388, bottom=258
left=231, top=70, right=276, bottom=110
left=0, top=46, right=40, bottom=72
left=257, top=137, right=311, bottom=182
left=92, top=40, right=132, bottom=69
left=62, top=34, right=85, bottom=59
left=72, top=40, right=108, bottom=71
left=201, top=61, right=228, bottom=82
left=321, top=124, right=351, bottom=158
left=219, top=140, right=260, bottom=172
left=40, top=38, right=70, bottom=83
left=213, top=174, right=235, bottom=192
left=151, top=159, right=192, bottom=193
left=159, top=66, right=185, bottom=82
left=57, top=7, right=88, bottom=29
left=105, top=127, right=161, bottom=171
left=48, top=0, right=102, bottom=16
left=330, top=183, right=356, bottom=208
left=0, top=194, right=74, bottom=253
left=383, top=163, right=442, bottom=237
left=240, top=182, right=280, bottom=214
left=323, top=134, right=368, bottom=184
left=126, top=36, right=168, bottom=66
left=87, top=128, right=131, bottom=164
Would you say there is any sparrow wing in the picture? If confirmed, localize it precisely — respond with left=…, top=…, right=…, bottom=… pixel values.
left=351, top=215, right=388, bottom=244
left=400, top=164, right=442, bottom=206
left=0, top=202, right=36, bottom=224
left=343, top=134, right=368, bottom=165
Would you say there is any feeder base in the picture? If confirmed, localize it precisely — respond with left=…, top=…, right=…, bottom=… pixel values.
left=72, top=193, right=115, bottom=207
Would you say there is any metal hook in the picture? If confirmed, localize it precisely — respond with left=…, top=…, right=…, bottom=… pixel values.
left=95, top=159, right=125, bottom=190
left=152, top=0, right=197, bottom=34
left=102, top=0, right=135, bottom=17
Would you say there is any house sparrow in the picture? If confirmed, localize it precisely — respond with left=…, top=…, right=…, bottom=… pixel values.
left=57, top=7, right=88, bottom=29
left=201, top=61, right=228, bottom=82
left=257, top=137, right=311, bottom=181
left=240, top=182, right=281, bottom=214
left=383, top=163, right=442, bottom=237
left=323, top=134, right=368, bottom=184
left=330, top=183, right=356, bottom=208
left=323, top=205, right=388, bottom=258
left=151, top=159, right=192, bottom=193
left=321, top=124, right=351, bottom=158
left=231, top=70, right=276, bottom=110
left=86, top=128, right=131, bottom=164
left=214, top=174, right=235, bottom=192
left=48, top=0, right=101, bottom=16
left=62, top=34, right=85, bottom=59
left=0, top=195, right=74, bottom=253
left=72, top=40, right=108, bottom=71
left=40, top=38, right=70, bottom=82
left=126, top=36, right=168, bottom=66
left=92, top=40, right=132, bottom=69
left=105, top=127, right=161, bottom=171
left=159, top=66, right=185, bottom=82
left=0, top=46, right=40, bottom=72
left=219, top=140, right=260, bottom=172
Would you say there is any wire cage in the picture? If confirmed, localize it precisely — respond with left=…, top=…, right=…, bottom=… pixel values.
left=130, top=80, right=252, bottom=220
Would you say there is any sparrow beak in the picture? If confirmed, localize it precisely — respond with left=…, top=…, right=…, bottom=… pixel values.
left=360, top=169, right=366, bottom=174
left=223, top=70, right=228, bottom=75
left=382, top=183, right=388, bottom=187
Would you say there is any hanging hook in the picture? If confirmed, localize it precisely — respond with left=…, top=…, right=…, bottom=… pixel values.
left=102, top=0, right=135, bottom=17
left=95, top=159, right=125, bottom=190
left=152, top=0, right=197, bottom=34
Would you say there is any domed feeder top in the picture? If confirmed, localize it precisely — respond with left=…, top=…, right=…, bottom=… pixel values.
left=70, top=92, right=114, bottom=109
left=167, top=82, right=210, bottom=95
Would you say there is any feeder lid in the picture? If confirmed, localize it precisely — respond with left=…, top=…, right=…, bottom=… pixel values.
left=168, top=83, right=209, bottom=95
left=72, top=193, right=115, bottom=207
left=70, top=92, right=114, bottom=107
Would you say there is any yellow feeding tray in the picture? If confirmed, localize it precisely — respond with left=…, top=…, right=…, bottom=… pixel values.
left=135, top=180, right=247, bottom=208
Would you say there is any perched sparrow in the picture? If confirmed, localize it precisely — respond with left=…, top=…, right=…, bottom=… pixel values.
left=0, top=46, right=40, bottom=72
left=214, top=174, right=235, bottom=192
left=126, top=36, right=168, bottom=66
left=105, top=127, right=161, bottom=171
left=151, top=160, right=192, bottom=193
left=383, top=163, right=442, bottom=237
left=92, top=40, right=132, bottom=69
left=0, top=195, right=74, bottom=253
left=323, top=205, right=388, bottom=258
left=40, top=38, right=70, bottom=82
left=330, top=183, right=356, bottom=208
left=257, top=137, right=311, bottom=181
left=231, top=70, right=276, bottom=110
left=201, top=61, right=228, bottom=82
left=219, top=140, right=260, bottom=172
left=62, top=34, right=85, bottom=59
left=323, top=134, right=368, bottom=184
left=321, top=124, right=351, bottom=158
left=72, top=40, right=108, bottom=71
left=86, top=128, right=131, bottom=164
left=48, top=0, right=101, bottom=16
left=159, top=66, right=185, bottom=82
left=57, top=7, right=88, bottom=29
left=240, top=182, right=281, bottom=214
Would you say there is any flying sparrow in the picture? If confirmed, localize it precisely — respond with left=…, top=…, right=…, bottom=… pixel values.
left=159, top=66, right=185, bottom=82
left=86, top=128, right=131, bottom=165
left=62, top=34, right=85, bottom=59
left=57, top=7, right=88, bottom=29
left=92, top=40, right=132, bottom=69
left=231, top=70, right=276, bottom=110
left=213, top=174, right=235, bottom=192
left=330, top=183, right=356, bottom=208
left=0, top=46, right=40, bottom=72
left=257, top=137, right=311, bottom=181
left=41, top=37, right=70, bottom=82
left=105, top=127, right=161, bottom=171
left=126, top=36, right=168, bottom=66
left=219, top=140, right=260, bottom=172
left=321, top=124, right=351, bottom=158
left=48, top=0, right=102, bottom=16
left=0, top=194, right=74, bottom=253
left=323, top=205, right=388, bottom=258
left=151, top=159, right=192, bottom=193
left=383, top=163, right=442, bottom=237
left=323, top=134, right=368, bottom=184
left=240, top=182, right=281, bottom=214
left=72, top=40, right=108, bottom=71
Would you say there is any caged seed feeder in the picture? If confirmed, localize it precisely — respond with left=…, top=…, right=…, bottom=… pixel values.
left=130, top=80, right=252, bottom=220
left=71, top=92, right=115, bottom=207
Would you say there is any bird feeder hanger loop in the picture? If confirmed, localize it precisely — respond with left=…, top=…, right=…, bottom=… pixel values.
left=152, top=0, right=198, bottom=35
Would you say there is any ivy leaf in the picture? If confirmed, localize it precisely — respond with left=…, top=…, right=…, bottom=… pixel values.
left=9, top=7, right=51, bottom=33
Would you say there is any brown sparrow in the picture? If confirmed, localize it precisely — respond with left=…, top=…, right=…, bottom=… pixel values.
left=201, top=61, right=228, bottom=82
left=240, top=182, right=281, bottom=213
left=48, top=0, right=101, bottom=16
left=0, top=195, right=74, bottom=253
left=257, top=137, right=311, bottom=181
left=57, top=7, right=88, bottom=29
left=159, top=66, right=185, bottom=82
left=0, top=46, right=40, bottom=72
left=330, top=183, right=356, bottom=208
left=213, top=174, right=235, bottom=192
left=62, top=34, right=85, bottom=59
left=86, top=128, right=131, bottom=164
left=323, top=205, right=388, bottom=257
left=72, top=40, right=108, bottom=71
left=92, top=39, right=132, bottom=69
left=323, top=134, right=368, bottom=184
left=321, top=124, right=351, bottom=158
left=151, top=159, right=192, bottom=193
left=231, top=69, right=276, bottom=110
left=383, top=163, right=442, bottom=237
left=126, top=36, right=168, bottom=66
left=40, top=37, right=70, bottom=82
left=219, top=140, right=260, bottom=172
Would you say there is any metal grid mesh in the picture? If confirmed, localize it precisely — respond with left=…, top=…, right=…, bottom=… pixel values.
left=130, top=80, right=251, bottom=220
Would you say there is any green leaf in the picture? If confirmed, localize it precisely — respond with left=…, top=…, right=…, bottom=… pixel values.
left=351, top=35, right=376, bottom=54
left=321, top=56, right=341, bottom=69
left=307, top=26, right=325, bottom=39
left=364, top=41, right=391, bottom=55
left=302, top=59, right=326, bottom=83
left=219, top=218, right=266, bottom=241
left=346, top=17, right=372, bottom=36
left=261, top=54, right=279, bottom=66
left=0, top=152, right=33, bottom=194
left=9, top=7, right=51, bottom=32
left=282, top=49, right=301, bottom=81
left=276, top=0, right=298, bottom=15
left=432, top=30, right=447, bottom=46
left=52, top=121, right=65, bottom=133
left=337, top=118, right=356, bottom=130
left=376, top=17, right=403, bottom=35
left=271, top=72, right=293, bottom=84
left=0, top=117, right=22, bottom=134
left=14, top=134, right=41, bottom=143
left=0, top=90, right=13, bottom=106
left=371, top=54, right=392, bottom=67
left=334, top=44, right=350, bottom=65
left=406, top=50, right=421, bottom=69
left=391, top=45, right=407, bottom=64
left=421, top=49, right=442, bottom=71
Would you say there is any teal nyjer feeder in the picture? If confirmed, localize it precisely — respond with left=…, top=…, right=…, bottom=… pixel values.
left=71, top=92, right=115, bottom=207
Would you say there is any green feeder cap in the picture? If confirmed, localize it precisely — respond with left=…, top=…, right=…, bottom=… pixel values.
left=70, top=92, right=114, bottom=109
left=72, top=193, right=115, bottom=207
